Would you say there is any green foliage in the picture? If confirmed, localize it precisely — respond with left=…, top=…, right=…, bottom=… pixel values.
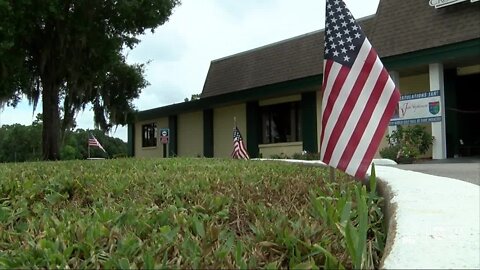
left=269, top=152, right=320, bottom=161
left=379, top=145, right=400, bottom=161
left=0, top=158, right=386, bottom=268
left=60, top=145, right=77, bottom=160
left=184, top=93, right=201, bottom=102
left=292, top=152, right=321, bottom=160
left=0, top=0, right=180, bottom=160
left=269, top=153, right=290, bottom=159
left=0, top=123, right=42, bottom=162
left=0, top=120, right=127, bottom=162
left=380, top=125, right=434, bottom=163
left=309, top=165, right=385, bottom=269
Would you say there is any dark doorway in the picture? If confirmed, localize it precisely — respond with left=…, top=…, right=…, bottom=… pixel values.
left=447, top=72, right=480, bottom=157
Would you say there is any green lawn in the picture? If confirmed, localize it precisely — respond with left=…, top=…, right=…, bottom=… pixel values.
left=0, top=158, right=385, bottom=269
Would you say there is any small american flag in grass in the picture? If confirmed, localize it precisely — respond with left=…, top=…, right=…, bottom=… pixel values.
left=320, top=0, right=400, bottom=179
left=232, top=126, right=249, bottom=160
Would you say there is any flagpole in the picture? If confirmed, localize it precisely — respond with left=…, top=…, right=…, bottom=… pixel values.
left=233, top=116, right=237, bottom=128
left=329, top=166, right=336, bottom=182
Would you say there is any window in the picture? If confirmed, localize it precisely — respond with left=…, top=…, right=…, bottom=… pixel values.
left=142, top=123, right=157, bottom=147
left=261, top=102, right=301, bottom=144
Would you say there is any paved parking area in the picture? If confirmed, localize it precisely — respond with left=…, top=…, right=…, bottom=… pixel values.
left=395, top=158, right=480, bottom=186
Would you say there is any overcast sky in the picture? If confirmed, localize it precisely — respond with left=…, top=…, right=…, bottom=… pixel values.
left=0, top=0, right=380, bottom=142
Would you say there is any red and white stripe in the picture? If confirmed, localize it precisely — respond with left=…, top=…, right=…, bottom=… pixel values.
left=232, top=127, right=250, bottom=160
left=320, top=39, right=400, bottom=178
left=233, top=140, right=249, bottom=160
left=89, top=136, right=106, bottom=153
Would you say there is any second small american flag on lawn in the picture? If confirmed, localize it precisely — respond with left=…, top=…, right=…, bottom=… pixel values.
left=89, top=133, right=107, bottom=153
left=320, top=0, right=400, bottom=179
left=232, top=126, right=249, bottom=160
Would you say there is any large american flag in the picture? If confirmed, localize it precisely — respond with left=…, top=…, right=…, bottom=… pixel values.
left=320, top=0, right=400, bottom=179
left=89, top=133, right=107, bottom=153
left=232, top=126, right=249, bottom=160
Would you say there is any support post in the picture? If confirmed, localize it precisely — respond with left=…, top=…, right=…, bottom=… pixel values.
left=429, top=63, right=447, bottom=159
left=388, top=71, right=400, bottom=136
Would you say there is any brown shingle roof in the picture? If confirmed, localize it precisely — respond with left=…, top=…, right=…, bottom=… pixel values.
left=201, top=0, right=480, bottom=98
left=201, top=31, right=325, bottom=98
left=369, top=0, right=480, bottom=57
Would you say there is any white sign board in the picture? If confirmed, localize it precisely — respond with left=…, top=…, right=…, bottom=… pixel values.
left=429, top=0, right=476, bottom=8
left=389, top=90, right=442, bottom=126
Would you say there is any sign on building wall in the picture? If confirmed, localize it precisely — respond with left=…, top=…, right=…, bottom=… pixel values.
left=389, top=90, right=442, bottom=126
left=159, top=128, right=170, bottom=144
left=429, top=0, right=477, bottom=8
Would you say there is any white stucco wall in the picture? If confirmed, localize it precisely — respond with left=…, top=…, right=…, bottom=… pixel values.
left=213, top=104, right=247, bottom=158
left=177, top=111, right=203, bottom=157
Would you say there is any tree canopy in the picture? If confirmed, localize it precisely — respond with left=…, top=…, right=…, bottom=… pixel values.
left=0, top=0, right=180, bottom=160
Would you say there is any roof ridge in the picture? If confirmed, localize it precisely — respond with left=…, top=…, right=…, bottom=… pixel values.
left=211, top=14, right=376, bottom=63
left=211, top=30, right=324, bottom=63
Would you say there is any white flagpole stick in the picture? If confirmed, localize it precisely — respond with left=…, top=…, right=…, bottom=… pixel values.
left=329, top=166, right=336, bottom=182
left=232, top=117, right=237, bottom=159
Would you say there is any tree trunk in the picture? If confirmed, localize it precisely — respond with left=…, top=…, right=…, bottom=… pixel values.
left=42, top=78, right=61, bottom=160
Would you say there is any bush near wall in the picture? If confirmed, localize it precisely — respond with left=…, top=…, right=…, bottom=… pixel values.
left=380, top=125, right=434, bottom=163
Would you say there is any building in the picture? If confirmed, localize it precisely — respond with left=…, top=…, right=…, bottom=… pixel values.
left=128, top=0, right=480, bottom=159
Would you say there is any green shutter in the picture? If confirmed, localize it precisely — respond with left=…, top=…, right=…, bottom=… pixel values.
left=203, top=109, right=214, bottom=157
left=168, top=115, right=178, bottom=157
left=246, top=101, right=260, bottom=158
left=301, top=91, right=318, bottom=153
left=127, top=124, right=135, bottom=157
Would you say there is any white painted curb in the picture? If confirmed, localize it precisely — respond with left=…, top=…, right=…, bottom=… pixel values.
left=255, top=158, right=480, bottom=269
left=370, top=165, right=480, bottom=269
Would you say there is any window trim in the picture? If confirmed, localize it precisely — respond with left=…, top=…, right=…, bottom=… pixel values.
left=141, top=122, right=158, bottom=148
left=260, top=101, right=302, bottom=144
